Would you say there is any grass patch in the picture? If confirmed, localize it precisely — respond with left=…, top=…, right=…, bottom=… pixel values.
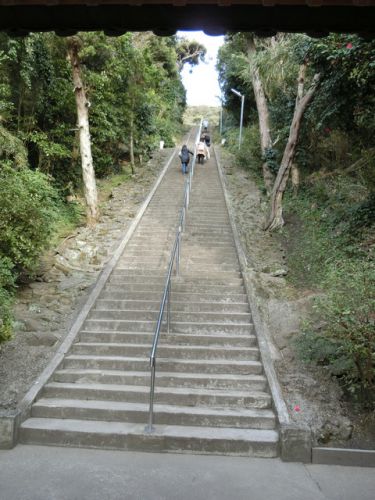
left=97, top=170, right=133, bottom=204
left=284, top=177, right=375, bottom=405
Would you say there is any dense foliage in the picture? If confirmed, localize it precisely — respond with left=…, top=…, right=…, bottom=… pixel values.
left=217, top=33, right=375, bottom=403
left=0, top=32, right=187, bottom=185
left=0, top=31, right=198, bottom=342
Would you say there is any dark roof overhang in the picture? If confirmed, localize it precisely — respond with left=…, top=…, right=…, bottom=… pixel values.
left=1, top=1, right=374, bottom=37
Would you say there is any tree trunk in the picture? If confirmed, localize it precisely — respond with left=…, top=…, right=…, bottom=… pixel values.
left=291, top=163, right=300, bottom=195
left=67, top=37, right=99, bottom=226
left=246, top=36, right=274, bottom=194
left=129, top=114, right=135, bottom=175
left=265, top=66, right=321, bottom=231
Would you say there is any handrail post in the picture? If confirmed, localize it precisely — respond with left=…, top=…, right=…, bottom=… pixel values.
left=176, top=231, right=180, bottom=276
left=145, top=357, right=156, bottom=433
left=167, top=281, right=171, bottom=333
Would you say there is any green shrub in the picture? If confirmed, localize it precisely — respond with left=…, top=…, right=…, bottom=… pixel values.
left=286, top=174, right=375, bottom=405
left=0, top=256, right=15, bottom=343
left=226, top=124, right=263, bottom=181
left=309, top=130, right=354, bottom=173
left=0, top=163, right=60, bottom=274
left=296, top=260, right=375, bottom=404
left=285, top=175, right=374, bottom=286
left=0, top=163, right=64, bottom=343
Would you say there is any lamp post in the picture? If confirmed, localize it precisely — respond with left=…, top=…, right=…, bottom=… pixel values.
left=220, top=105, right=223, bottom=136
left=231, top=88, right=245, bottom=149
left=215, top=95, right=223, bottom=135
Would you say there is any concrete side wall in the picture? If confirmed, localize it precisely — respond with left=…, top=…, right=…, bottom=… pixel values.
left=214, top=147, right=312, bottom=463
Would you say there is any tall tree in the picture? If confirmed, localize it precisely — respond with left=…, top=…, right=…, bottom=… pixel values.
left=176, top=38, right=207, bottom=72
left=67, top=36, right=99, bottom=225
left=265, top=64, right=321, bottom=230
left=245, top=35, right=275, bottom=194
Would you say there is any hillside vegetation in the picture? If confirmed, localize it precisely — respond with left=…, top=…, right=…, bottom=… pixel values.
left=0, top=31, right=205, bottom=342
left=218, top=33, right=374, bottom=406
left=183, top=106, right=220, bottom=127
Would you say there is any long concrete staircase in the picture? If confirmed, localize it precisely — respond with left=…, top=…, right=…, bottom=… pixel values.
left=19, top=141, right=279, bottom=457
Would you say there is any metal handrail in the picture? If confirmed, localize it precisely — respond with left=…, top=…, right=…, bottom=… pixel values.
left=145, top=122, right=202, bottom=433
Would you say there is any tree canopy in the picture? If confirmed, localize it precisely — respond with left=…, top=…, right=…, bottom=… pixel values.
left=217, top=33, right=375, bottom=401
left=0, top=31, right=204, bottom=341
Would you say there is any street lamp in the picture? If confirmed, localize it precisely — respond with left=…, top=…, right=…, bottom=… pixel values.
left=231, top=88, right=245, bottom=149
left=215, top=95, right=223, bottom=135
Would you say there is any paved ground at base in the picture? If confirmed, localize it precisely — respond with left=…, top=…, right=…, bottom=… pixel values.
left=0, top=446, right=374, bottom=500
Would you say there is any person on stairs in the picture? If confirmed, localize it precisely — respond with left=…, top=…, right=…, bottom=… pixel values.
left=196, top=138, right=210, bottom=164
left=178, top=144, right=194, bottom=174
left=203, top=133, right=211, bottom=148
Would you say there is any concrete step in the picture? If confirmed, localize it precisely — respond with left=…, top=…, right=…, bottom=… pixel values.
left=186, top=227, right=233, bottom=234
left=130, top=231, right=175, bottom=237
left=53, top=369, right=268, bottom=391
left=94, top=300, right=250, bottom=313
left=19, top=418, right=278, bottom=457
left=186, top=230, right=233, bottom=238
left=125, top=243, right=173, bottom=250
left=110, top=269, right=166, bottom=277
left=116, top=260, right=168, bottom=267
left=120, top=251, right=170, bottom=258
left=113, top=268, right=242, bottom=278
left=108, top=275, right=244, bottom=286
left=111, top=269, right=166, bottom=277
left=104, top=282, right=245, bottom=294
left=178, top=265, right=241, bottom=273
left=108, top=275, right=171, bottom=285
left=188, top=221, right=231, bottom=228
left=82, top=319, right=254, bottom=335
left=100, top=290, right=248, bottom=303
left=117, top=257, right=240, bottom=265
left=189, top=204, right=228, bottom=210
left=30, top=399, right=275, bottom=429
left=184, top=243, right=236, bottom=252
left=179, top=252, right=239, bottom=261
left=134, top=231, right=173, bottom=237
left=187, top=216, right=230, bottom=222
left=63, top=355, right=263, bottom=375
left=42, top=382, right=272, bottom=409
left=71, top=343, right=260, bottom=361
left=114, top=269, right=243, bottom=280
left=79, top=331, right=257, bottom=347
left=187, top=223, right=231, bottom=229
left=88, top=309, right=252, bottom=324
left=179, top=256, right=240, bottom=264
left=124, top=244, right=172, bottom=250
left=186, top=235, right=234, bottom=243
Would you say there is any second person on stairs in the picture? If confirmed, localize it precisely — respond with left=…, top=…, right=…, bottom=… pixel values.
left=196, top=138, right=210, bottom=165
left=179, top=144, right=194, bottom=174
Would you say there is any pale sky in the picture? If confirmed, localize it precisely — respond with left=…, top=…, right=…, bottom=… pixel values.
left=178, top=31, right=224, bottom=107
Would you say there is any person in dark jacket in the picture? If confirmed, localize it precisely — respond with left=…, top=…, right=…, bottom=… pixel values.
left=178, top=144, right=193, bottom=174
